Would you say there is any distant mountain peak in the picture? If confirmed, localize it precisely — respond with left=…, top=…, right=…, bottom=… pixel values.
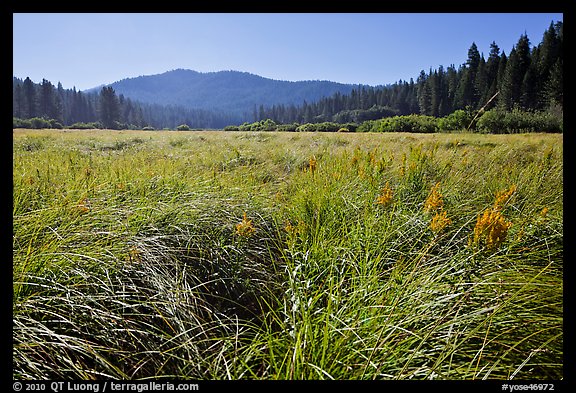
left=92, top=69, right=364, bottom=116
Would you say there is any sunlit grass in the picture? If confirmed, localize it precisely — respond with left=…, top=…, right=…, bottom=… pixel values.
left=13, top=129, right=562, bottom=379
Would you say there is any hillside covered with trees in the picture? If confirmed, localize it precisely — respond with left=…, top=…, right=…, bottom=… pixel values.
left=254, top=21, right=562, bottom=125
left=100, top=69, right=362, bottom=117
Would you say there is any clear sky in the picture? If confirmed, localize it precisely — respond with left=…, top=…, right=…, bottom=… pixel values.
left=13, top=13, right=563, bottom=91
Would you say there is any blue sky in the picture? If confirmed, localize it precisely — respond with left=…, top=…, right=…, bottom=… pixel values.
left=13, top=13, right=563, bottom=91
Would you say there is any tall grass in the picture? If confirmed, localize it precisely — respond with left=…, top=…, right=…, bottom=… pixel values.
left=13, top=129, right=562, bottom=379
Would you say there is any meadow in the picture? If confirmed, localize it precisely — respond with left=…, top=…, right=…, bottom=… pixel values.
left=13, top=129, right=563, bottom=380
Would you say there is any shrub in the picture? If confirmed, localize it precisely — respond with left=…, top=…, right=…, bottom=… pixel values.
left=176, top=124, right=191, bottom=131
left=476, top=108, right=563, bottom=133
left=317, top=122, right=341, bottom=132
left=476, top=110, right=504, bottom=133
left=257, top=119, right=277, bottom=131
left=276, top=123, right=300, bottom=132
left=13, top=117, right=66, bottom=129
left=29, top=117, right=52, bottom=129
left=13, top=117, right=32, bottom=129
left=438, top=109, right=473, bottom=131
left=48, top=119, right=63, bottom=129
left=377, top=114, right=439, bottom=133
left=238, top=122, right=252, bottom=131
left=295, top=123, right=316, bottom=132
left=296, top=122, right=341, bottom=132
left=68, top=121, right=104, bottom=129
left=142, top=126, right=155, bottom=131
left=356, top=120, right=378, bottom=133
left=342, top=122, right=358, bottom=132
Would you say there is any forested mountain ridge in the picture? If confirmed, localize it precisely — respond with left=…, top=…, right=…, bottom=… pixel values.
left=95, top=69, right=363, bottom=118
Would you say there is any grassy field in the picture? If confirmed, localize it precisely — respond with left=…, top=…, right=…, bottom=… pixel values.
left=13, top=129, right=563, bottom=380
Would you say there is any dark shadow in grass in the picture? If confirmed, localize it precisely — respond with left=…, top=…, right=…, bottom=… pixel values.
left=13, top=213, right=287, bottom=379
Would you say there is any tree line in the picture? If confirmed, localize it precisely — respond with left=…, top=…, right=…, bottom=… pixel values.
left=255, top=21, right=562, bottom=125
left=12, top=78, right=240, bottom=130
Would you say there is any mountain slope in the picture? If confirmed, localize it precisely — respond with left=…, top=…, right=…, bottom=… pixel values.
left=95, top=69, right=363, bottom=117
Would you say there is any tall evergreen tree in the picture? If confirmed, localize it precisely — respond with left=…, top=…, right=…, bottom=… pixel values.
left=56, top=82, right=67, bottom=123
left=500, top=48, right=520, bottom=109
left=99, top=86, right=120, bottom=129
left=22, top=77, right=36, bottom=119
left=466, top=43, right=482, bottom=107
left=545, top=58, right=563, bottom=107
left=39, top=79, right=54, bottom=119
left=416, top=70, right=432, bottom=115
left=501, top=34, right=532, bottom=109
left=455, top=67, right=474, bottom=109
left=538, top=21, right=563, bottom=108
left=521, top=49, right=539, bottom=108
left=445, top=65, right=459, bottom=113
left=474, top=56, right=489, bottom=109
left=516, top=34, right=532, bottom=109
left=13, top=83, right=24, bottom=119
left=467, top=42, right=481, bottom=78
left=484, top=42, right=501, bottom=102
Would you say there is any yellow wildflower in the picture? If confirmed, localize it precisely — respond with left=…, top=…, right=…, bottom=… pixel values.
left=369, top=149, right=379, bottom=168
left=285, top=220, right=306, bottom=237
left=424, top=182, right=444, bottom=213
left=399, top=153, right=407, bottom=177
left=494, top=184, right=517, bottom=210
left=473, top=208, right=512, bottom=249
left=236, top=212, right=256, bottom=237
left=430, top=210, right=451, bottom=233
left=376, top=182, right=394, bottom=206
left=309, top=156, right=317, bottom=174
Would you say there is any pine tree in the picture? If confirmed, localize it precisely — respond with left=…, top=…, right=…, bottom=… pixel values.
left=538, top=21, right=563, bottom=108
left=521, top=50, right=539, bottom=109
left=22, top=77, right=36, bottom=119
left=455, top=67, right=474, bottom=109
left=500, top=46, right=524, bottom=109
left=39, top=79, right=53, bottom=119
left=474, top=56, right=488, bottom=109
left=99, top=86, right=120, bottom=129
left=13, top=83, right=24, bottom=119
left=545, top=58, right=563, bottom=107
left=445, top=65, right=459, bottom=113
left=516, top=34, right=532, bottom=109
left=500, top=34, right=532, bottom=109
left=466, top=43, right=482, bottom=108
left=495, top=51, right=508, bottom=108
left=416, top=70, right=431, bottom=115
left=484, top=42, right=501, bottom=103
left=467, top=42, right=481, bottom=78
left=56, top=82, right=67, bottom=124
left=538, top=22, right=561, bottom=82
